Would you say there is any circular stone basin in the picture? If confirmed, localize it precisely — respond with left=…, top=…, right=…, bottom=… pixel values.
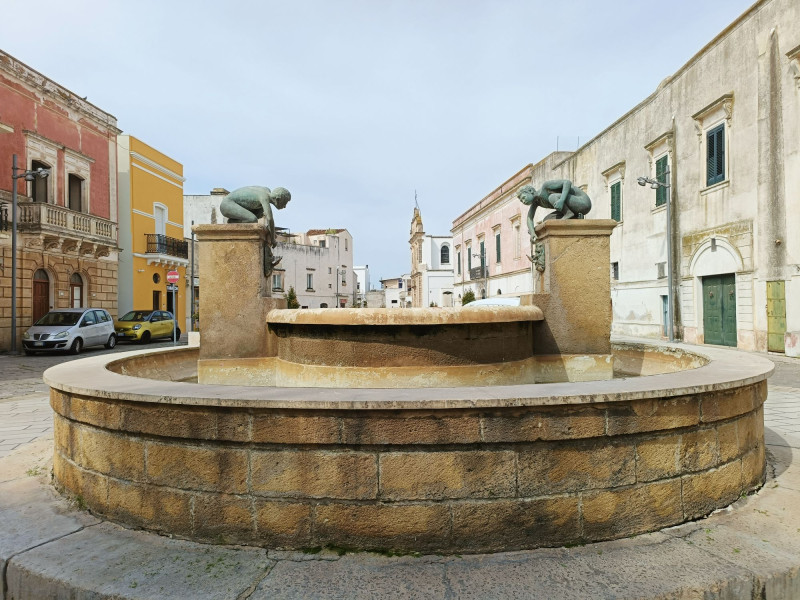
left=45, top=342, right=771, bottom=554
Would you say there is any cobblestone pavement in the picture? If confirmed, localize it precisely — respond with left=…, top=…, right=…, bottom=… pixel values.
left=0, top=340, right=798, bottom=458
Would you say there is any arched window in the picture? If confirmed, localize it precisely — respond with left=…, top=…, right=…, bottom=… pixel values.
left=440, top=245, right=450, bottom=264
left=70, top=273, right=84, bottom=308
left=497, top=289, right=502, bottom=296
left=32, top=270, right=50, bottom=323
left=320, top=303, right=328, bottom=308
left=68, top=174, right=84, bottom=212
left=481, top=288, right=486, bottom=299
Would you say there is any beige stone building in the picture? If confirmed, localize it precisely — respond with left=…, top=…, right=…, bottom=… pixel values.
left=0, top=51, right=120, bottom=350
left=409, top=207, right=454, bottom=307
left=452, top=0, right=800, bottom=355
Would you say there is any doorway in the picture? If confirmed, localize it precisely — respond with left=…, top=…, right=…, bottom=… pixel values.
left=767, top=281, right=786, bottom=353
left=32, top=269, right=50, bottom=323
left=166, top=289, right=175, bottom=316
left=152, top=290, right=161, bottom=311
left=702, top=274, right=737, bottom=347
left=70, top=273, right=84, bottom=308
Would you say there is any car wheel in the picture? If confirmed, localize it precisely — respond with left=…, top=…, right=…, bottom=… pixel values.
left=175, top=328, right=181, bottom=339
left=70, top=338, right=83, bottom=355
left=140, top=331, right=151, bottom=344
left=105, top=334, right=117, bottom=349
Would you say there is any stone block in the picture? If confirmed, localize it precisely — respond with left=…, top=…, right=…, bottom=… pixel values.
left=146, top=443, right=247, bottom=493
left=53, top=457, right=109, bottom=513
left=313, top=503, right=449, bottom=552
left=451, top=497, right=580, bottom=552
left=717, top=421, right=740, bottom=463
left=679, top=428, right=719, bottom=472
left=341, top=412, right=481, bottom=445
left=482, top=406, right=605, bottom=443
left=700, top=384, right=760, bottom=422
left=252, top=412, right=340, bottom=444
left=582, top=479, right=683, bottom=540
left=606, top=396, right=700, bottom=435
left=742, top=444, right=765, bottom=491
left=635, top=435, right=680, bottom=482
left=380, top=450, right=515, bottom=500
left=107, top=479, right=192, bottom=536
left=254, top=500, right=313, bottom=547
left=737, top=410, right=761, bottom=454
left=518, top=442, right=635, bottom=496
left=64, top=395, right=122, bottom=429
left=76, top=425, right=145, bottom=482
left=193, top=493, right=254, bottom=542
left=682, top=460, right=743, bottom=520
left=250, top=450, right=377, bottom=499
left=120, top=404, right=216, bottom=440
left=52, top=414, right=76, bottom=460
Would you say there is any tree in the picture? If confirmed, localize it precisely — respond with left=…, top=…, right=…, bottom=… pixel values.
left=462, top=290, right=476, bottom=305
left=285, top=286, right=300, bottom=309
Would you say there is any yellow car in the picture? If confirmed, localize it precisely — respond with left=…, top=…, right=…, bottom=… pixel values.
left=114, top=310, right=181, bottom=343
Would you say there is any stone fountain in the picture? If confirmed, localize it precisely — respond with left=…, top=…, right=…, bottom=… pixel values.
left=44, top=213, right=770, bottom=554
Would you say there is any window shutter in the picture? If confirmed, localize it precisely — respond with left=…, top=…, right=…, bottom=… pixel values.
left=706, top=124, right=725, bottom=185
left=495, top=233, right=501, bottom=263
left=715, top=126, right=725, bottom=183
left=611, top=182, right=621, bottom=222
left=655, top=156, right=668, bottom=207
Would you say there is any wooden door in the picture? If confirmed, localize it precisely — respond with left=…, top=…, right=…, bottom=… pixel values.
left=702, top=274, right=736, bottom=347
left=32, top=280, right=49, bottom=323
left=767, top=281, right=786, bottom=353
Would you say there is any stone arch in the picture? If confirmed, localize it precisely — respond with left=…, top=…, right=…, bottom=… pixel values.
left=689, top=237, right=743, bottom=277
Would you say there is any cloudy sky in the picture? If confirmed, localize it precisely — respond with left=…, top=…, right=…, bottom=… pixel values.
left=2, top=0, right=754, bottom=283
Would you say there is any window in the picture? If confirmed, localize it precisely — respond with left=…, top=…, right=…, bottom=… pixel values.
left=457, top=251, right=461, bottom=275
left=345, top=238, right=348, bottom=251
left=320, top=303, right=328, bottom=308
left=306, top=273, right=313, bottom=290
left=328, top=267, right=332, bottom=274
left=479, top=240, right=485, bottom=272
left=319, top=240, right=326, bottom=248
left=655, top=155, right=669, bottom=207
left=514, top=222, right=521, bottom=259
left=611, top=262, right=619, bottom=280
left=69, top=273, right=84, bottom=308
left=417, top=244, right=422, bottom=264
left=467, top=247, right=472, bottom=271
left=154, top=204, right=167, bottom=236
left=272, top=273, right=283, bottom=290
left=706, top=124, right=725, bottom=186
left=31, top=160, right=50, bottom=203
left=441, top=245, right=450, bottom=264
left=611, top=181, right=622, bottom=222
left=495, top=232, right=501, bottom=263
left=398, top=279, right=403, bottom=289
left=68, top=174, right=83, bottom=212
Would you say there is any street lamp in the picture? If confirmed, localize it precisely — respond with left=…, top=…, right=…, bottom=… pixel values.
left=10, top=154, right=50, bottom=352
left=637, top=167, right=674, bottom=342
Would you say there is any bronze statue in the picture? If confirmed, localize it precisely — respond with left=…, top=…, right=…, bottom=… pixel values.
left=517, top=180, right=591, bottom=244
left=220, top=186, right=291, bottom=276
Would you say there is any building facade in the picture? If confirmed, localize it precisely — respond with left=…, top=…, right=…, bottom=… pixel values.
left=353, top=264, right=370, bottom=306
left=0, top=50, right=120, bottom=350
left=275, top=229, right=356, bottom=308
left=409, top=208, right=454, bottom=307
left=381, top=275, right=411, bottom=308
left=451, top=0, right=800, bottom=355
left=117, top=136, right=187, bottom=330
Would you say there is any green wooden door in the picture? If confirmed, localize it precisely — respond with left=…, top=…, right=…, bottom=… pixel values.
left=767, top=281, right=786, bottom=353
left=703, top=274, right=737, bottom=347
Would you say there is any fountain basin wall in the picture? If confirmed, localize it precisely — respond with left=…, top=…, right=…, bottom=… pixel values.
left=46, top=343, right=770, bottom=554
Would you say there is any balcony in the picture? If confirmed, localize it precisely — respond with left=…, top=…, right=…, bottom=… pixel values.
left=142, top=233, right=189, bottom=268
left=15, top=201, right=117, bottom=258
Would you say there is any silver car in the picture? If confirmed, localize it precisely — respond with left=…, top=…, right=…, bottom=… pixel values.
left=22, top=308, right=117, bottom=355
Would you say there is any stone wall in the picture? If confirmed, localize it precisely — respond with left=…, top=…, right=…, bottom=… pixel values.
left=50, top=373, right=766, bottom=553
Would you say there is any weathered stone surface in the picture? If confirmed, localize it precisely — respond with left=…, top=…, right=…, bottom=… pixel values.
left=313, top=503, right=450, bottom=551
left=251, top=450, right=377, bottom=499
left=742, top=444, right=766, bottom=491
left=738, top=409, right=762, bottom=453
left=120, top=403, right=217, bottom=440
left=193, top=492, right=254, bottom=542
left=53, top=457, right=108, bottom=512
left=75, top=424, right=145, bottom=482
left=682, top=460, right=744, bottom=519
left=717, top=421, right=740, bottom=463
left=679, top=428, right=719, bottom=472
left=606, top=396, right=700, bottom=435
left=636, top=435, right=680, bottom=482
left=53, top=392, right=122, bottom=429
left=107, top=479, right=192, bottom=536
left=451, top=497, right=581, bottom=552
left=700, top=384, right=760, bottom=422
left=380, top=450, right=515, bottom=500
left=146, top=443, right=247, bottom=493
left=341, top=412, right=481, bottom=445
left=583, top=480, right=683, bottom=539
left=518, top=443, right=635, bottom=495
left=252, top=413, right=340, bottom=444
left=254, top=500, right=312, bottom=547
left=482, top=406, right=605, bottom=442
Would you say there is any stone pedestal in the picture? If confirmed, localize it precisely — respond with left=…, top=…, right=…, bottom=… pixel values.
left=522, top=219, right=617, bottom=358
left=194, top=224, right=286, bottom=367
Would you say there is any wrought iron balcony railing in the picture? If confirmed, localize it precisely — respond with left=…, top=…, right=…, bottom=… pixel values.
left=146, top=233, right=188, bottom=258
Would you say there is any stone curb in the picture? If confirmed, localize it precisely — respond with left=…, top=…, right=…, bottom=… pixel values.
left=2, top=430, right=799, bottom=600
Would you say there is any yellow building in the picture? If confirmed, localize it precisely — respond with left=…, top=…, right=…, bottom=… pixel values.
left=117, top=136, right=187, bottom=332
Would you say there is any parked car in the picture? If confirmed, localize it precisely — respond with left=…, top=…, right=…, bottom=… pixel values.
left=114, top=310, right=181, bottom=343
left=23, top=308, right=116, bottom=355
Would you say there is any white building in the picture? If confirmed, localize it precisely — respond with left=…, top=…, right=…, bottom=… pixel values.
left=381, top=275, right=412, bottom=308
left=275, top=229, right=356, bottom=308
left=409, top=208, right=455, bottom=307
left=353, top=265, right=370, bottom=306
left=451, top=0, right=800, bottom=355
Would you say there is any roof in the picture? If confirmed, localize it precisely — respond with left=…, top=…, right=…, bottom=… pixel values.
left=307, top=229, right=347, bottom=236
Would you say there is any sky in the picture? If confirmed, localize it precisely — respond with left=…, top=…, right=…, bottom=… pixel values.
left=1, top=0, right=756, bottom=283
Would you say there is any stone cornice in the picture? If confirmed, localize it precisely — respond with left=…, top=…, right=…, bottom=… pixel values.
left=691, top=93, right=734, bottom=126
